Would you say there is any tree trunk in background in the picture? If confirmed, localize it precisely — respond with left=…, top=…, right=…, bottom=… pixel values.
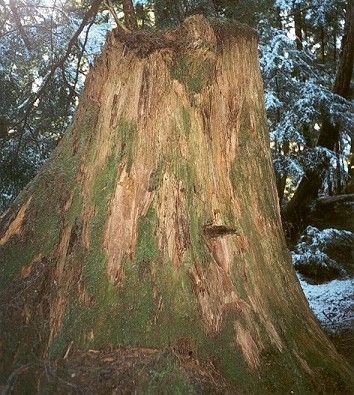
left=0, top=16, right=351, bottom=394
left=283, top=1, right=353, bottom=242
left=121, top=0, right=138, bottom=30
left=345, top=138, right=354, bottom=193
left=154, top=0, right=184, bottom=27
left=185, top=0, right=216, bottom=16
left=276, top=140, right=289, bottom=205
left=294, top=5, right=303, bottom=50
left=154, top=0, right=215, bottom=27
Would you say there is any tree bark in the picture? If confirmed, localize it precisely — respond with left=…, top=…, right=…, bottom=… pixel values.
left=0, top=16, right=351, bottom=393
left=294, top=5, right=303, bottom=50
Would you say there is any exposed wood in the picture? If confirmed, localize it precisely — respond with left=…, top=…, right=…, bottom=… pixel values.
left=0, top=197, right=31, bottom=246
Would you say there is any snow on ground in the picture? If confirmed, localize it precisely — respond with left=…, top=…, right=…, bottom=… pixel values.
left=297, top=274, right=354, bottom=333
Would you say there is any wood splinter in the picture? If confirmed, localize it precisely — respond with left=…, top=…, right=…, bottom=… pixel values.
left=203, top=224, right=238, bottom=238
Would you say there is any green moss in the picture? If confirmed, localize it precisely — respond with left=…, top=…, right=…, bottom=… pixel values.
left=223, top=199, right=237, bottom=227
left=90, top=253, right=204, bottom=351
left=30, top=128, right=82, bottom=255
left=148, top=159, right=164, bottom=192
left=65, top=187, right=83, bottom=226
left=256, top=340, right=331, bottom=395
left=106, top=260, right=155, bottom=346
left=136, top=206, right=158, bottom=265
left=73, top=101, right=100, bottom=149
left=150, top=260, right=205, bottom=348
left=67, top=257, right=152, bottom=351
left=206, top=311, right=313, bottom=394
left=172, top=162, right=198, bottom=263
left=48, top=307, right=76, bottom=358
left=91, top=154, right=119, bottom=207
left=0, top=239, right=37, bottom=291
left=116, top=119, right=136, bottom=173
left=230, top=262, right=247, bottom=300
left=45, top=128, right=81, bottom=181
left=140, top=353, right=196, bottom=394
left=7, top=369, right=39, bottom=395
left=49, top=147, right=122, bottom=357
left=0, top=126, right=88, bottom=379
left=181, top=107, right=192, bottom=136
left=43, top=111, right=349, bottom=394
left=205, top=311, right=254, bottom=391
left=0, top=131, right=81, bottom=290
left=229, top=158, right=243, bottom=193
left=48, top=146, right=153, bottom=352
left=169, top=54, right=215, bottom=97
left=85, top=148, right=119, bottom=294
left=49, top=190, right=208, bottom=354
left=178, top=163, right=211, bottom=266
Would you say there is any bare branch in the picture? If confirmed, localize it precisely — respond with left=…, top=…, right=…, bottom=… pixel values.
left=104, top=0, right=123, bottom=29
left=15, top=0, right=103, bottom=127
left=8, top=0, right=32, bottom=51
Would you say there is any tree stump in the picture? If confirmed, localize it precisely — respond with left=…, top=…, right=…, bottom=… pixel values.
left=0, top=16, right=351, bottom=393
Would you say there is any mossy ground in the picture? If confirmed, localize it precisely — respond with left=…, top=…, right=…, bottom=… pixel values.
left=10, top=347, right=233, bottom=394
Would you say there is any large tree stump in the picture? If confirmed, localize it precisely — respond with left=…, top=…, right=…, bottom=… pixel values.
left=0, top=16, right=351, bottom=393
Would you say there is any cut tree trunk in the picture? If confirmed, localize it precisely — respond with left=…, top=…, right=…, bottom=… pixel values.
left=0, top=16, right=351, bottom=394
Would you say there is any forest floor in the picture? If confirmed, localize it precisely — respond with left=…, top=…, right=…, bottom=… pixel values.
left=298, top=276, right=353, bottom=364
left=293, top=195, right=354, bottom=365
left=19, top=348, right=233, bottom=394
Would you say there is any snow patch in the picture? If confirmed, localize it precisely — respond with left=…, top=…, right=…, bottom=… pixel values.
left=298, top=274, right=354, bottom=333
left=292, top=226, right=353, bottom=281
